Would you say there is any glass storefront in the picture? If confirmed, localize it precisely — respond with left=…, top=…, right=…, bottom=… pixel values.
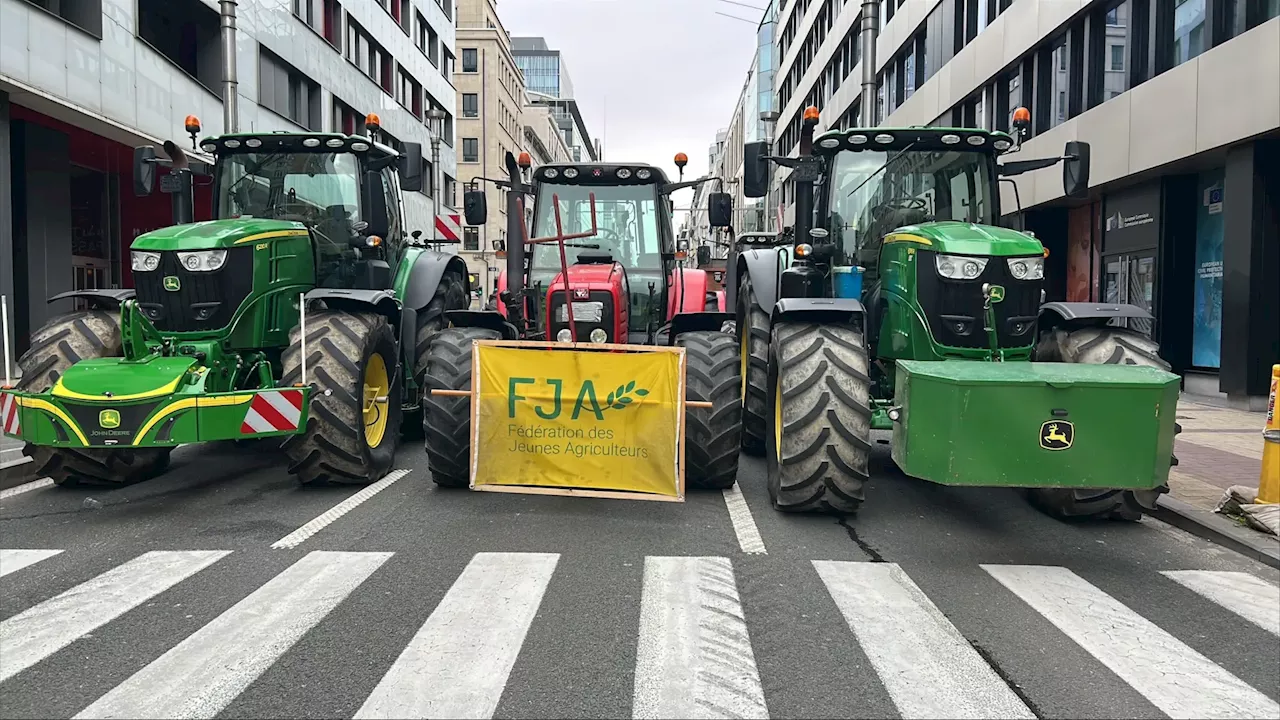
left=1191, top=169, right=1225, bottom=369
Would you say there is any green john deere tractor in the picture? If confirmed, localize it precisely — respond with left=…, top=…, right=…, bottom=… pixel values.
left=1, top=119, right=470, bottom=487
left=734, top=107, right=1179, bottom=521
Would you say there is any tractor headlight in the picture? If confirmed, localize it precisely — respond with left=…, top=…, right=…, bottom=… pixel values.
left=1007, top=257, right=1044, bottom=280
left=176, top=250, right=228, bottom=272
left=589, top=328, right=608, bottom=344
left=131, top=251, right=161, bottom=272
left=556, top=328, right=573, bottom=343
left=935, top=254, right=988, bottom=280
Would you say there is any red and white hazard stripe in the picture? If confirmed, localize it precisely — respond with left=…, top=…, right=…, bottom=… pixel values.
left=240, top=389, right=304, bottom=435
left=0, top=391, right=19, bottom=437
left=435, top=214, right=462, bottom=242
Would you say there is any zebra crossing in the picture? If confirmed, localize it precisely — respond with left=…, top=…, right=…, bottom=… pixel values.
left=1, top=547, right=1277, bottom=719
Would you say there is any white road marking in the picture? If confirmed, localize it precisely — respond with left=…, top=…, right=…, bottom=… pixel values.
left=355, top=552, right=560, bottom=719
left=633, top=556, right=769, bottom=720
left=722, top=486, right=767, bottom=554
left=0, top=549, right=64, bottom=577
left=270, top=469, right=410, bottom=549
left=0, top=550, right=229, bottom=682
left=1161, top=570, right=1280, bottom=636
left=0, top=477, right=53, bottom=499
left=76, top=551, right=391, bottom=719
left=984, top=564, right=1280, bottom=720
left=814, top=561, right=1034, bottom=720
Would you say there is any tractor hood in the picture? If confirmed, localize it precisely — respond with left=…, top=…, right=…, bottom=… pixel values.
left=50, top=356, right=198, bottom=403
left=893, top=221, right=1043, bottom=257
left=131, top=218, right=308, bottom=252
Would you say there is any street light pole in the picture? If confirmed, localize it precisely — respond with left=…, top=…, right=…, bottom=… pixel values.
left=426, top=108, right=446, bottom=248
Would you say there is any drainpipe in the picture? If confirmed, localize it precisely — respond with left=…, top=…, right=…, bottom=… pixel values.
left=859, top=0, right=879, bottom=127
left=220, top=1, right=239, bottom=133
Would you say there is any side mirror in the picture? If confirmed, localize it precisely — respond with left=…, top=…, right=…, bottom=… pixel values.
left=695, top=246, right=712, bottom=266
left=464, top=189, right=487, bottom=225
left=133, top=145, right=157, bottom=196
left=677, top=239, right=690, bottom=252
left=1063, top=141, right=1091, bottom=199
left=399, top=141, right=424, bottom=192
left=708, top=192, right=733, bottom=228
left=362, top=171, right=391, bottom=238
left=743, top=141, right=770, bottom=198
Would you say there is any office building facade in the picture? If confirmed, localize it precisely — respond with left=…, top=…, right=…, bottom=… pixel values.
left=1, top=0, right=459, bottom=364
left=511, top=36, right=597, bottom=162
left=770, top=0, right=1278, bottom=406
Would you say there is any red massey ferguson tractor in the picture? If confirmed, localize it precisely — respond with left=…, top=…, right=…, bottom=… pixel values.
left=421, top=152, right=744, bottom=490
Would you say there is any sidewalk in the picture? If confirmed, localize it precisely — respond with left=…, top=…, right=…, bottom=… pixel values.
left=1169, top=398, right=1266, bottom=510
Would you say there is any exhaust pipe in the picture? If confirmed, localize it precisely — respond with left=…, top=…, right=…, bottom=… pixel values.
left=859, top=0, right=879, bottom=127
left=220, top=1, right=239, bottom=133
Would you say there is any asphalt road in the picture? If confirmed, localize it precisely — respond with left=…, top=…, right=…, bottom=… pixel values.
left=1, top=435, right=1278, bottom=719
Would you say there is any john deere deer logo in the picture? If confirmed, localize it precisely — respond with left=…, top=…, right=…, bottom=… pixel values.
left=1039, top=420, right=1074, bottom=450
left=163, top=276, right=181, bottom=292
left=99, top=409, right=121, bottom=429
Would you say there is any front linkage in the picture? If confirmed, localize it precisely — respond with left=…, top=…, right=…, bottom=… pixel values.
left=2, top=298, right=312, bottom=455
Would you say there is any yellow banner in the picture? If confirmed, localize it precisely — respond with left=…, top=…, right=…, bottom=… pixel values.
left=472, top=343, right=683, bottom=498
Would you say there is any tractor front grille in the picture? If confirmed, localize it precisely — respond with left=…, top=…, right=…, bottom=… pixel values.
left=134, top=248, right=255, bottom=333
left=915, top=250, right=1042, bottom=350
left=548, top=291, right=616, bottom=342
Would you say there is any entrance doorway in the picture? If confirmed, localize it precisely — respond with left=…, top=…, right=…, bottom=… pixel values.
left=70, top=166, right=116, bottom=310
left=1103, top=251, right=1156, bottom=336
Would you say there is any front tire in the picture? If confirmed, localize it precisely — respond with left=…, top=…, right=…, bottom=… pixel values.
left=16, top=309, right=171, bottom=487
left=282, top=311, right=402, bottom=486
left=677, top=331, right=741, bottom=489
left=738, top=275, right=770, bottom=455
left=767, top=322, right=872, bottom=514
left=1030, top=325, right=1172, bottom=521
left=423, top=327, right=501, bottom=487
left=403, top=271, right=468, bottom=435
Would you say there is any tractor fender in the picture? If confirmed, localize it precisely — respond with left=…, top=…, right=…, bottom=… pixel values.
left=737, top=247, right=785, bottom=313
left=304, top=288, right=400, bottom=324
left=47, top=288, right=136, bottom=309
left=771, top=298, right=866, bottom=333
left=1038, top=301, right=1152, bottom=333
left=667, top=268, right=712, bottom=316
left=444, top=309, right=520, bottom=340
left=667, top=311, right=734, bottom=344
left=401, top=252, right=471, bottom=312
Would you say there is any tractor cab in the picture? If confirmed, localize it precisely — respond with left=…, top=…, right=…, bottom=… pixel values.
left=526, top=163, right=678, bottom=344
left=132, top=114, right=425, bottom=329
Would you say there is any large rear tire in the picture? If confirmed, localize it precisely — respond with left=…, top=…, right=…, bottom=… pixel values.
left=677, top=331, right=741, bottom=489
left=738, top=274, right=770, bottom=456
left=423, top=327, right=501, bottom=487
left=282, top=311, right=402, bottom=486
left=767, top=322, right=872, bottom=514
left=1030, top=325, right=1172, bottom=521
left=16, top=310, right=171, bottom=487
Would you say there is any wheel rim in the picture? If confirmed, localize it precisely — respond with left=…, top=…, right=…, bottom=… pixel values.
left=774, top=373, right=783, bottom=461
left=363, top=353, right=391, bottom=447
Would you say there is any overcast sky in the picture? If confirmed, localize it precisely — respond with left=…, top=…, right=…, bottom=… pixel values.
left=497, top=0, right=763, bottom=211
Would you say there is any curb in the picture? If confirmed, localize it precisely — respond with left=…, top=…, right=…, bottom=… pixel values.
left=1150, top=496, right=1280, bottom=569
left=0, top=454, right=38, bottom=491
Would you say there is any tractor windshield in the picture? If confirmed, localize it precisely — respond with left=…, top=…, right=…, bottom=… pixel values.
left=215, top=151, right=362, bottom=230
left=827, top=149, right=995, bottom=265
left=531, top=182, right=663, bottom=270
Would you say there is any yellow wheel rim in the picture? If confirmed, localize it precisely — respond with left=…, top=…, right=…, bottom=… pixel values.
left=362, top=353, right=391, bottom=447
left=775, top=373, right=783, bottom=461
left=740, top=329, right=749, bottom=398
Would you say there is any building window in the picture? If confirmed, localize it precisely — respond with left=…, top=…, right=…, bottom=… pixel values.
left=397, top=66, right=422, bottom=118
left=462, top=138, right=479, bottom=163
left=333, top=96, right=360, bottom=135
left=259, top=49, right=321, bottom=130
left=463, top=226, right=480, bottom=251
left=462, top=93, right=479, bottom=118
left=417, top=12, right=439, bottom=65
left=1040, top=35, right=1071, bottom=131
left=1171, top=0, right=1207, bottom=67
left=323, top=0, right=342, bottom=47
left=26, top=0, right=104, bottom=37
left=346, top=20, right=392, bottom=93
left=462, top=48, right=479, bottom=73
left=292, top=0, right=314, bottom=27
left=444, top=174, right=457, bottom=208
left=1093, top=0, right=1134, bottom=107
left=137, top=0, right=221, bottom=94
